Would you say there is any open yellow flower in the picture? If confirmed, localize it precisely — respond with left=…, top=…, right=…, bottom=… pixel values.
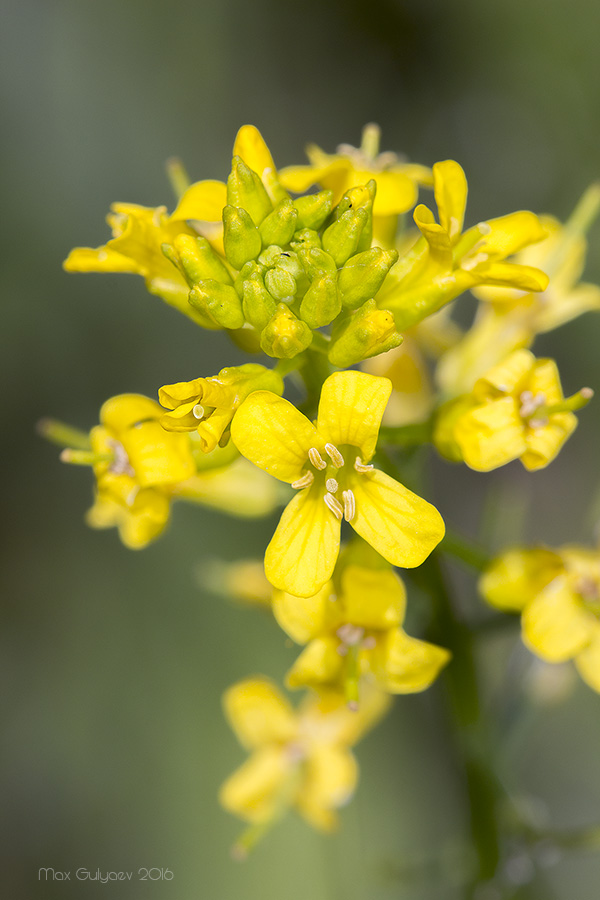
left=220, top=677, right=390, bottom=838
left=434, top=349, right=590, bottom=472
left=231, top=370, right=445, bottom=597
left=376, top=160, right=549, bottom=329
left=481, top=545, right=600, bottom=693
left=273, top=560, right=450, bottom=700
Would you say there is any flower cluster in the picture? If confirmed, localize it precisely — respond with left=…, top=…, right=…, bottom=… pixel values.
left=45, top=123, right=599, bottom=859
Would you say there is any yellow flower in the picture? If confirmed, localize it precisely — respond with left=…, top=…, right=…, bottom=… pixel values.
left=230, top=370, right=445, bottom=597
left=434, top=348, right=590, bottom=471
left=273, top=559, right=450, bottom=700
left=279, top=123, right=431, bottom=246
left=481, top=546, right=600, bottom=693
left=159, top=363, right=284, bottom=452
left=219, top=677, right=390, bottom=838
left=376, top=160, right=549, bottom=329
left=63, top=196, right=226, bottom=327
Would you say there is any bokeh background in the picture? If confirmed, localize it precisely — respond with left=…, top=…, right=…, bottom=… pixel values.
left=2, top=0, right=600, bottom=897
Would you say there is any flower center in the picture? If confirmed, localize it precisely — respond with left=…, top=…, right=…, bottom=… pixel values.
left=519, top=390, right=548, bottom=428
left=107, top=439, right=135, bottom=477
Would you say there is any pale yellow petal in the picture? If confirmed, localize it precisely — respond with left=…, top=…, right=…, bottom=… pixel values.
left=479, top=548, right=563, bottom=612
left=223, top=678, right=297, bottom=749
left=231, top=392, right=320, bottom=484
left=296, top=745, right=357, bottom=832
left=63, top=246, right=140, bottom=274
left=475, top=262, right=549, bottom=293
left=575, top=627, right=600, bottom=693
left=172, top=458, right=284, bottom=518
left=265, top=486, right=341, bottom=598
left=350, top=470, right=445, bottom=568
left=278, top=164, right=329, bottom=193
left=371, top=628, right=450, bottom=693
left=522, top=413, right=577, bottom=471
left=286, top=637, right=344, bottom=689
left=522, top=578, right=596, bottom=663
left=272, top=582, right=339, bottom=644
left=474, top=348, right=534, bottom=398
left=170, top=179, right=227, bottom=222
left=357, top=170, right=417, bottom=216
left=219, top=746, right=290, bottom=824
left=482, top=211, right=548, bottom=258
left=432, top=160, right=468, bottom=240
left=340, top=565, right=405, bottom=630
left=454, top=397, right=526, bottom=471
left=300, top=685, right=391, bottom=747
left=233, top=125, right=276, bottom=179
left=316, top=371, right=391, bottom=462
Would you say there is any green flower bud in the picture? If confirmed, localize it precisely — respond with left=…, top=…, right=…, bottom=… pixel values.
left=290, top=228, right=322, bottom=252
left=260, top=303, right=313, bottom=358
left=227, top=156, right=273, bottom=225
left=242, top=272, right=277, bottom=331
left=223, top=205, right=262, bottom=270
left=298, top=246, right=337, bottom=279
left=337, top=247, right=399, bottom=310
left=259, top=199, right=298, bottom=246
left=293, top=190, right=333, bottom=230
left=189, top=279, right=245, bottom=330
left=328, top=299, right=402, bottom=367
left=322, top=208, right=368, bottom=266
left=275, top=251, right=303, bottom=281
left=234, top=260, right=263, bottom=298
left=300, top=273, right=341, bottom=329
left=258, top=245, right=286, bottom=268
left=265, top=267, right=296, bottom=301
left=168, top=234, right=232, bottom=286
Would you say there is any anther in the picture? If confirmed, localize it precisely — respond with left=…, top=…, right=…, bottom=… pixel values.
left=308, top=447, right=327, bottom=470
left=291, top=471, right=314, bottom=490
left=326, top=477, right=339, bottom=493
left=324, top=492, right=344, bottom=520
left=325, top=443, right=345, bottom=468
left=192, top=404, right=205, bottom=419
left=354, top=456, right=374, bottom=473
left=461, top=251, right=489, bottom=271
left=342, top=489, right=356, bottom=522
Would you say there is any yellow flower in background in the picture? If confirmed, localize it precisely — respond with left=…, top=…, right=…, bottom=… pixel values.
left=220, top=677, right=390, bottom=840
left=481, top=545, right=600, bottom=693
left=231, top=370, right=445, bottom=597
left=159, top=363, right=284, bottom=452
left=273, top=559, right=450, bottom=702
left=434, top=348, right=591, bottom=472
left=279, top=123, right=431, bottom=246
left=377, top=160, right=549, bottom=329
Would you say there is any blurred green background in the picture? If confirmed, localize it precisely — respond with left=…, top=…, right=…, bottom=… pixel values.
left=2, top=0, right=600, bottom=897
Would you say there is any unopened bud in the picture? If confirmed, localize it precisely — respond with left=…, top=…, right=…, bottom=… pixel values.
left=322, top=208, right=368, bottom=266
left=242, top=273, right=277, bottom=331
left=298, top=246, right=337, bottom=280
left=293, top=190, right=334, bottom=230
left=223, top=205, right=262, bottom=270
left=259, top=199, right=298, bottom=246
left=227, top=156, right=273, bottom=225
left=290, top=228, right=322, bottom=252
left=234, top=260, right=263, bottom=298
left=264, top=267, right=296, bottom=301
left=328, top=299, right=402, bottom=367
left=171, top=234, right=233, bottom=286
left=300, top=273, right=341, bottom=329
left=260, top=304, right=313, bottom=358
left=338, top=247, right=399, bottom=310
left=189, top=279, right=245, bottom=329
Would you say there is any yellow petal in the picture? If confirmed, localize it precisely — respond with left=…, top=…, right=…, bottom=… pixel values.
left=575, top=627, right=600, bottom=693
left=233, top=125, right=276, bottom=179
left=350, top=470, right=445, bottom=568
left=296, top=745, right=357, bottom=832
left=475, top=261, right=549, bottom=293
left=371, top=628, right=450, bottom=693
left=522, top=577, right=595, bottom=662
left=522, top=413, right=577, bottom=471
left=454, top=397, right=526, bottom=471
left=479, top=548, right=564, bottom=612
left=474, top=348, right=534, bottom=398
left=99, top=394, right=162, bottom=433
left=278, top=164, right=328, bottom=193
left=286, top=637, right=344, bottom=689
left=122, top=421, right=196, bottom=486
left=413, top=204, right=453, bottom=268
left=117, top=488, right=172, bottom=548
left=265, top=486, right=341, bottom=597
left=340, top=565, right=405, bottom=629
left=231, top=392, right=320, bottom=484
left=272, top=582, right=339, bottom=644
left=223, top=678, right=297, bottom=749
left=316, top=371, right=391, bottom=463
left=170, top=179, right=227, bottom=222
left=219, top=746, right=290, bottom=824
left=432, top=160, right=468, bottom=240
left=356, top=169, right=417, bottom=216
left=482, top=211, right=548, bottom=258
left=63, top=246, right=140, bottom=274
left=300, top=685, right=391, bottom=747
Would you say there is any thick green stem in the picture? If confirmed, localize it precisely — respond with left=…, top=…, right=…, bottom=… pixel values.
left=440, top=527, right=491, bottom=572
left=378, top=419, right=433, bottom=447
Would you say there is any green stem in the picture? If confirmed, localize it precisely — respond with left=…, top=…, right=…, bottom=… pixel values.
left=417, top=553, right=503, bottom=893
left=297, top=348, right=332, bottom=416
left=439, top=527, right=491, bottom=572
left=378, top=419, right=433, bottom=447
left=37, top=418, right=91, bottom=450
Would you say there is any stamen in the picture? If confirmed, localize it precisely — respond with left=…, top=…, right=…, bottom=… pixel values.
left=126, top=485, right=139, bottom=507
left=325, top=443, right=345, bottom=468
left=460, top=251, right=489, bottom=271
left=337, top=623, right=365, bottom=646
left=192, top=404, right=205, bottom=419
left=108, top=439, right=135, bottom=476
left=325, top=477, right=339, bottom=493
left=291, top=471, right=314, bottom=490
left=354, top=456, right=374, bottom=473
left=324, top=492, right=344, bottom=520
left=342, top=489, right=356, bottom=522
left=308, top=447, right=327, bottom=470
left=362, top=636, right=377, bottom=650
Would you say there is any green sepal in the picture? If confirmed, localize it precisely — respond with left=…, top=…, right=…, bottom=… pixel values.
left=223, top=205, right=262, bottom=270
left=259, top=199, right=298, bottom=246
left=322, top=208, right=368, bottom=266
left=327, top=299, right=402, bottom=367
left=227, top=156, right=273, bottom=226
left=293, top=190, right=334, bottom=230
left=242, top=272, right=278, bottom=331
left=227, top=324, right=262, bottom=354
left=260, top=304, right=313, bottom=358
left=168, top=234, right=232, bottom=286
left=337, top=247, right=399, bottom=310
left=299, top=273, right=341, bottom=329
left=290, top=228, right=322, bottom=252
left=298, top=246, right=337, bottom=280
left=234, top=260, right=263, bottom=298
left=265, top=267, right=296, bottom=301
left=189, top=279, right=245, bottom=329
